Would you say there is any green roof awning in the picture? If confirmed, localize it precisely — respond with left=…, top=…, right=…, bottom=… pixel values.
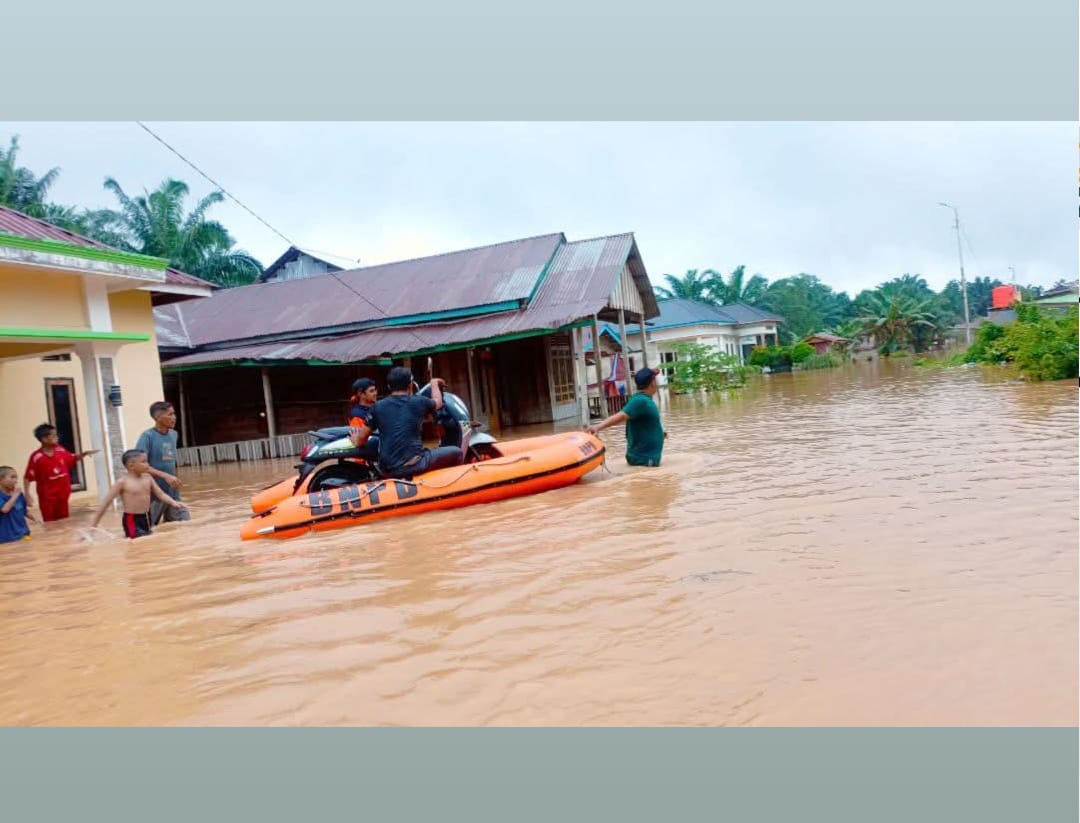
left=0, top=327, right=152, bottom=343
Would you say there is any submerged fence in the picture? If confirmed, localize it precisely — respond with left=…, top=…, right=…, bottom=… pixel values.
left=175, top=433, right=311, bottom=467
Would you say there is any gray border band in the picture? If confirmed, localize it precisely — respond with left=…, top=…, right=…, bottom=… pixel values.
left=5, top=0, right=1078, bottom=119
left=1, top=728, right=1076, bottom=822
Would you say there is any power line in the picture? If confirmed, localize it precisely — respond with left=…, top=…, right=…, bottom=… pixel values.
left=133, top=121, right=435, bottom=355
left=134, top=121, right=295, bottom=248
left=958, top=223, right=985, bottom=281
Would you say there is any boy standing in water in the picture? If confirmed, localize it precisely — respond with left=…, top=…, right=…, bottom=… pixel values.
left=91, top=450, right=187, bottom=539
left=135, top=401, right=190, bottom=526
left=0, top=466, right=37, bottom=544
left=24, top=423, right=98, bottom=521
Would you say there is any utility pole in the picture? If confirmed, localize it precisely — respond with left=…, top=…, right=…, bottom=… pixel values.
left=939, top=202, right=971, bottom=345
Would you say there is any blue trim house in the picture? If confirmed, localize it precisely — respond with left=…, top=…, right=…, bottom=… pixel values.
left=599, top=298, right=784, bottom=375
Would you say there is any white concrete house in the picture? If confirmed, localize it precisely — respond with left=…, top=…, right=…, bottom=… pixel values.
left=601, top=298, right=785, bottom=375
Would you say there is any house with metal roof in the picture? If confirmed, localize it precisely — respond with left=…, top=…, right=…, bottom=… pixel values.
left=0, top=205, right=214, bottom=503
left=803, top=332, right=851, bottom=354
left=256, top=245, right=359, bottom=284
left=594, top=298, right=784, bottom=377
left=154, top=231, right=660, bottom=461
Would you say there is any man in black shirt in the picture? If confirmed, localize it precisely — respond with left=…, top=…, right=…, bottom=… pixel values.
left=349, top=367, right=464, bottom=479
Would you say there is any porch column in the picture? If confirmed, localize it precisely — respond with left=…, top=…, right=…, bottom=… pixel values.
left=618, top=309, right=633, bottom=395
left=261, top=367, right=278, bottom=457
left=591, top=314, right=604, bottom=420
left=637, top=315, right=650, bottom=369
left=466, top=347, right=480, bottom=426
left=572, top=326, right=588, bottom=426
left=178, top=372, right=191, bottom=448
left=75, top=344, right=115, bottom=501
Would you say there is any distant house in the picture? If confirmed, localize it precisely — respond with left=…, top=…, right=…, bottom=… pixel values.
left=609, top=298, right=784, bottom=370
left=256, top=246, right=357, bottom=284
left=1031, top=281, right=1079, bottom=314
left=803, top=332, right=850, bottom=354
left=0, top=205, right=212, bottom=502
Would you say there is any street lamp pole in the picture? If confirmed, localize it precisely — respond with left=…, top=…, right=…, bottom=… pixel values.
left=939, top=202, right=971, bottom=345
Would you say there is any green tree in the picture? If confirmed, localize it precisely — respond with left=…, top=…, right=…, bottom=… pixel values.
left=856, top=287, right=939, bottom=354
left=966, top=304, right=1078, bottom=381
left=654, top=268, right=718, bottom=303
left=94, top=178, right=262, bottom=287
left=0, top=135, right=61, bottom=217
left=666, top=341, right=748, bottom=392
left=941, top=275, right=1002, bottom=319
left=760, top=274, right=849, bottom=339
left=706, top=265, right=770, bottom=305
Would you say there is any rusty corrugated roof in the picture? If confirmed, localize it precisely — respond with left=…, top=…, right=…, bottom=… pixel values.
left=0, top=205, right=214, bottom=292
left=161, top=233, right=659, bottom=368
left=154, top=232, right=567, bottom=349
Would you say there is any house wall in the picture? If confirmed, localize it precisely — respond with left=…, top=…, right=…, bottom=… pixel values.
left=167, top=365, right=385, bottom=445
left=490, top=336, right=553, bottom=426
left=266, top=253, right=337, bottom=283
left=0, top=354, right=97, bottom=500
left=108, top=290, right=167, bottom=448
left=0, top=264, right=87, bottom=328
left=625, top=320, right=780, bottom=365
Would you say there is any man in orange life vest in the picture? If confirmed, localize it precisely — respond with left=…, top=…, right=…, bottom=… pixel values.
left=347, top=377, right=381, bottom=463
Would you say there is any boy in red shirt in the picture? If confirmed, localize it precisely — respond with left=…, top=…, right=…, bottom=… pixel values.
left=24, top=423, right=98, bottom=522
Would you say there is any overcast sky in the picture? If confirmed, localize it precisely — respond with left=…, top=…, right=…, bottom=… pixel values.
left=3, top=121, right=1075, bottom=294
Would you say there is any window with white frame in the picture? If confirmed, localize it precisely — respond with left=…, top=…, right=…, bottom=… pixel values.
left=550, top=344, right=575, bottom=403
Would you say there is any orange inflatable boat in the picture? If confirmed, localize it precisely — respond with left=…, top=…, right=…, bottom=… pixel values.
left=240, top=431, right=605, bottom=540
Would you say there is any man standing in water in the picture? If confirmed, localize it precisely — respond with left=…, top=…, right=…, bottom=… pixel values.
left=586, top=367, right=667, bottom=467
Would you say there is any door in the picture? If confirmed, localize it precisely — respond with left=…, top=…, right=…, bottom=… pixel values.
left=44, top=377, right=86, bottom=491
left=546, top=334, right=577, bottom=421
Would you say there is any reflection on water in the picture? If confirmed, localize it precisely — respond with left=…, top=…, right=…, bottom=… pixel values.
left=1, top=362, right=1076, bottom=725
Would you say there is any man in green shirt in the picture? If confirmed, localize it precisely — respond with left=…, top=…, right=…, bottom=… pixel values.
left=586, top=367, right=667, bottom=466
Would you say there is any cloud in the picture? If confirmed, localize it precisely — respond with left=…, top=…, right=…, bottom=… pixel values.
left=2, top=121, right=1074, bottom=292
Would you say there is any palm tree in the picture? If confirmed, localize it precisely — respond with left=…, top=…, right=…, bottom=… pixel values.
left=95, top=177, right=262, bottom=287
left=856, top=287, right=939, bottom=355
left=0, top=135, right=61, bottom=217
left=654, top=269, right=718, bottom=303
left=707, top=265, right=769, bottom=305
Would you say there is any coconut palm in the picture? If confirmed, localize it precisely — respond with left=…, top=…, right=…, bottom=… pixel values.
left=856, top=287, right=939, bottom=355
left=95, top=177, right=262, bottom=287
left=654, top=269, right=719, bottom=303
left=0, top=135, right=61, bottom=217
left=707, top=265, right=769, bottom=305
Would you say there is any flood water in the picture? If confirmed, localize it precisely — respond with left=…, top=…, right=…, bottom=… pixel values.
left=1, top=361, right=1076, bottom=726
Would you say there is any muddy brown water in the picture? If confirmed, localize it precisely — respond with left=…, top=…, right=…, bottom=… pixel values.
left=1, top=361, right=1076, bottom=726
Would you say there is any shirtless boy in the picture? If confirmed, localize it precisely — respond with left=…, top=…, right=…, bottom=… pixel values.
left=91, top=450, right=188, bottom=539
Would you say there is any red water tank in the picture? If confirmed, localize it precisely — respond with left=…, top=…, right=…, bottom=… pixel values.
left=992, top=284, right=1019, bottom=309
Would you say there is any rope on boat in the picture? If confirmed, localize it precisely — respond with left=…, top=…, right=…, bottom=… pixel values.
left=411, top=456, right=532, bottom=489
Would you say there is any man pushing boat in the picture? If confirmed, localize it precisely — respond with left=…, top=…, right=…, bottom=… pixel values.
left=586, top=367, right=667, bottom=467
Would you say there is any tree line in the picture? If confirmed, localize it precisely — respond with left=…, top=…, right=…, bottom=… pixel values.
left=1, top=134, right=261, bottom=287
left=655, top=264, right=1068, bottom=354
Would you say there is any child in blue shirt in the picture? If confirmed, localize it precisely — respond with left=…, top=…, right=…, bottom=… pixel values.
left=0, top=465, right=36, bottom=544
